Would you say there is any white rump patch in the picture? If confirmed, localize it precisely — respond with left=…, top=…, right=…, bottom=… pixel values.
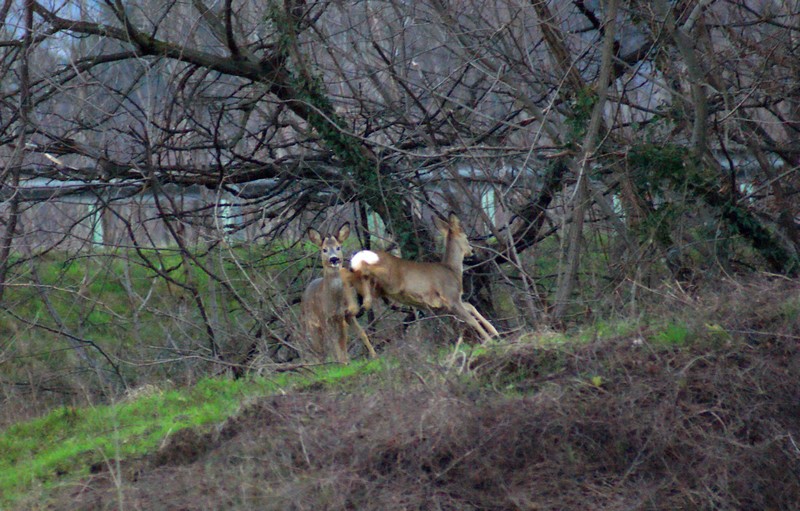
left=350, top=250, right=380, bottom=270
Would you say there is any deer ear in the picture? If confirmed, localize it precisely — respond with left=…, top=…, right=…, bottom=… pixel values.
left=337, top=222, right=351, bottom=243
left=448, top=212, right=461, bottom=229
left=307, top=228, right=323, bottom=246
left=432, top=215, right=449, bottom=235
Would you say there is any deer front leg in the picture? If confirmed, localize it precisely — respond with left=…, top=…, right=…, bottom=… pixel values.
left=333, top=317, right=350, bottom=364
left=304, top=316, right=326, bottom=362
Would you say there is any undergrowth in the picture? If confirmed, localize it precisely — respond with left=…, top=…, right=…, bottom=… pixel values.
left=0, top=244, right=308, bottom=423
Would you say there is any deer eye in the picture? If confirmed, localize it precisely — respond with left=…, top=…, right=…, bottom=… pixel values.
left=323, top=248, right=328, bottom=253
left=335, top=246, right=341, bottom=251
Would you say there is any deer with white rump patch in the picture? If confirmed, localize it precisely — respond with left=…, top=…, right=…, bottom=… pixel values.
left=301, top=222, right=377, bottom=363
left=349, top=212, right=499, bottom=342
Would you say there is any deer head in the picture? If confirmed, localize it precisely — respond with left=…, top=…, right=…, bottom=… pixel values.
left=307, top=222, right=350, bottom=271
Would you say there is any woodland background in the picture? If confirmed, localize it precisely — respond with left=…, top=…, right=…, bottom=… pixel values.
left=1, top=0, right=799, bottom=415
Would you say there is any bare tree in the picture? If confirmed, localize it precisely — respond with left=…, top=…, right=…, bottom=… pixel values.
left=1, top=0, right=799, bottom=406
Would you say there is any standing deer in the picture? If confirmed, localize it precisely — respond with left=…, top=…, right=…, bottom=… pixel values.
left=349, top=212, right=499, bottom=342
left=301, top=222, right=377, bottom=363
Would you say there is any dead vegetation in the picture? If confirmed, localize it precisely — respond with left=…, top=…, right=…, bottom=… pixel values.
left=34, top=277, right=800, bottom=510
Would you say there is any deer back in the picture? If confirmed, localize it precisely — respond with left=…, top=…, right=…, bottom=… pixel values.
left=352, top=250, right=463, bottom=310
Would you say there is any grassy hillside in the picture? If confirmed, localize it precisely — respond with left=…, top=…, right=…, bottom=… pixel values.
left=0, top=360, right=382, bottom=507
left=3, top=276, right=799, bottom=510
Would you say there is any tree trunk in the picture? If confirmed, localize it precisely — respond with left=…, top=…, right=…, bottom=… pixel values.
left=0, top=0, right=31, bottom=304
left=552, top=0, right=618, bottom=320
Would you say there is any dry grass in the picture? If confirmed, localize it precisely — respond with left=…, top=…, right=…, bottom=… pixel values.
left=30, top=276, right=800, bottom=510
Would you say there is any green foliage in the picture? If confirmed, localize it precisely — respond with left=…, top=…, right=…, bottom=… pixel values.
left=778, top=294, right=800, bottom=320
left=565, top=86, right=599, bottom=143
left=626, top=143, right=691, bottom=246
left=702, top=322, right=732, bottom=347
left=627, top=143, right=799, bottom=275
left=584, top=318, right=640, bottom=341
left=628, top=143, right=687, bottom=187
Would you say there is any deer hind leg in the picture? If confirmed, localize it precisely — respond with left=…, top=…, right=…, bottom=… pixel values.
left=343, top=268, right=375, bottom=311
left=355, top=277, right=374, bottom=311
left=339, top=268, right=362, bottom=315
left=462, top=302, right=499, bottom=338
left=348, top=315, right=376, bottom=359
left=450, top=302, right=493, bottom=343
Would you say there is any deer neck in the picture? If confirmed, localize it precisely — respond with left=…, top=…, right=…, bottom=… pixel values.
left=319, top=264, right=345, bottom=300
left=441, top=236, right=465, bottom=276
left=322, top=264, right=341, bottom=281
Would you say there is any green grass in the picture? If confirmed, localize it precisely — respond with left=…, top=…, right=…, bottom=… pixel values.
left=778, top=293, right=800, bottom=320
left=652, top=321, right=690, bottom=347
left=585, top=318, right=640, bottom=340
left=0, top=359, right=382, bottom=507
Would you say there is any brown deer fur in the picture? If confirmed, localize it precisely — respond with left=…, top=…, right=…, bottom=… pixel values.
left=301, top=223, right=376, bottom=363
left=349, top=213, right=498, bottom=342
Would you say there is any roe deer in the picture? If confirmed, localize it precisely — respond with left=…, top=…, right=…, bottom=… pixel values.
left=301, top=222, right=377, bottom=363
left=349, top=212, right=499, bottom=342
